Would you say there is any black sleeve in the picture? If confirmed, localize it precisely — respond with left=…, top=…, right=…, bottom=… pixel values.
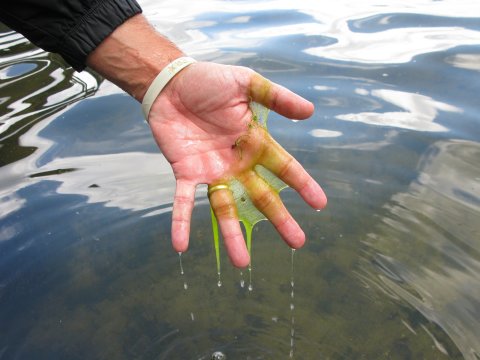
left=0, top=0, right=142, bottom=71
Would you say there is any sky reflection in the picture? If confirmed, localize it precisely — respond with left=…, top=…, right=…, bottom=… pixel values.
left=306, top=26, right=480, bottom=64
left=1, top=0, right=480, bottom=358
left=337, top=88, right=461, bottom=132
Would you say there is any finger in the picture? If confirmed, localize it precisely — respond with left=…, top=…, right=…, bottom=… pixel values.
left=259, top=135, right=327, bottom=211
left=209, top=185, right=250, bottom=268
left=238, top=170, right=306, bottom=249
left=249, top=72, right=314, bottom=120
left=171, top=180, right=196, bottom=253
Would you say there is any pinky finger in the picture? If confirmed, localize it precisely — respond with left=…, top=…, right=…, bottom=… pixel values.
left=171, top=180, right=196, bottom=253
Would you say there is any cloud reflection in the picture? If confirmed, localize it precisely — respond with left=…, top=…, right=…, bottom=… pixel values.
left=445, top=53, right=480, bottom=72
left=306, top=26, right=480, bottom=64
left=0, top=193, right=25, bottom=221
left=138, top=0, right=480, bottom=66
left=337, top=88, right=461, bottom=132
left=0, top=91, right=180, bottom=221
left=309, top=129, right=343, bottom=138
left=34, top=152, right=177, bottom=216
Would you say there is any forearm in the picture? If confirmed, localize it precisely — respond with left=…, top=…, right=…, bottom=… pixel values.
left=86, top=14, right=184, bottom=102
left=0, top=0, right=142, bottom=71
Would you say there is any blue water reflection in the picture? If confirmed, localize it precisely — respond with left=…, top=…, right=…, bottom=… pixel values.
left=1, top=0, right=480, bottom=358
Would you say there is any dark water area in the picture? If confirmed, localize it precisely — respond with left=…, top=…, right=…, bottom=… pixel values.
left=1, top=1, right=479, bottom=359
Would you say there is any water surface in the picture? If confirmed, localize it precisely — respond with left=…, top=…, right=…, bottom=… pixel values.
left=1, top=0, right=479, bottom=359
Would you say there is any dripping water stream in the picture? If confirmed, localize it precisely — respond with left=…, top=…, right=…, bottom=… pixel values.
left=289, top=248, right=296, bottom=358
left=178, top=252, right=195, bottom=321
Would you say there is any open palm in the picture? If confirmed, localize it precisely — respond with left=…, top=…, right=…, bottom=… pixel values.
left=148, top=62, right=327, bottom=267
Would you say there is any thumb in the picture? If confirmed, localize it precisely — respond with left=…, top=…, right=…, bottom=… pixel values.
left=248, top=72, right=314, bottom=120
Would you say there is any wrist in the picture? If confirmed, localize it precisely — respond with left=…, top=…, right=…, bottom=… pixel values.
left=142, top=57, right=197, bottom=120
left=86, top=14, right=184, bottom=102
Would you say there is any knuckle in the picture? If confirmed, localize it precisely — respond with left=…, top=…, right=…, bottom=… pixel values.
left=252, top=189, right=278, bottom=210
left=174, top=194, right=192, bottom=206
left=214, top=202, right=237, bottom=218
left=297, top=176, right=311, bottom=193
left=277, top=157, right=294, bottom=179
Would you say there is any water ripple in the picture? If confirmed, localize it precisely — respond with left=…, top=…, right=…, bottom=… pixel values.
left=360, top=139, right=480, bottom=359
left=1, top=0, right=480, bottom=358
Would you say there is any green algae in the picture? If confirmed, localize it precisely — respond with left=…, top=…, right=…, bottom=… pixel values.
left=210, top=206, right=222, bottom=286
left=210, top=102, right=287, bottom=274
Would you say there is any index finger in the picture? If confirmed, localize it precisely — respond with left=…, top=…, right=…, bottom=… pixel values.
left=259, top=135, right=327, bottom=211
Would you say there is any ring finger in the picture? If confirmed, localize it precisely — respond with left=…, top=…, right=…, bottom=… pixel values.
left=208, top=184, right=250, bottom=268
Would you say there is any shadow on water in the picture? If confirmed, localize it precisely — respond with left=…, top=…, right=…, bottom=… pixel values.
left=1, top=1, right=480, bottom=359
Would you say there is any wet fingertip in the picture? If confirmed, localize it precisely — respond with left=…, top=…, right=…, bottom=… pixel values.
left=173, top=243, right=188, bottom=253
left=286, top=229, right=306, bottom=250
left=172, top=235, right=189, bottom=253
left=291, top=241, right=305, bottom=250
left=304, top=181, right=327, bottom=210
left=306, top=100, right=315, bottom=114
left=231, top=253, right=251, bottom=269
left=314, top=194, right=328, bottom=211
left=298, top=99, right=314, bottom=119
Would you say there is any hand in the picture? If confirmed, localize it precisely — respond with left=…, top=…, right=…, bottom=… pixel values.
left=148, top=62, right=327, bottom=267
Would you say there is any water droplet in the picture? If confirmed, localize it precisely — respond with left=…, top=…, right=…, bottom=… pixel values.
left=217, top=280, right=222, bottom=287
left=239, top=271, right=245, bottom=288
left=178, top=252, right=185, bottom=275
left=315, top=209, right=321, bottom=212
left=183, top=282, right=188, bottom=290
left=290, top=245, right=296, bottom=358
left=211, top=351, right=226, bottom=360
left=248, top=264, right=253, bottom=291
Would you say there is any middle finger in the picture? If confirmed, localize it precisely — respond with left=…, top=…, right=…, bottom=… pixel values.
left=259, top=134, right=327, bottom=211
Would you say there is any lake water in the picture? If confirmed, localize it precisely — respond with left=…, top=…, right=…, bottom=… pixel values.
left=1, top=0, right=480, bottom=359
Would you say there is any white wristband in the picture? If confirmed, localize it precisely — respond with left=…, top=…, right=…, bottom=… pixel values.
left=141, top=56, right=197, bottom=120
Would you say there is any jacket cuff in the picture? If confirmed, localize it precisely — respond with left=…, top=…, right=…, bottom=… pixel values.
left=60, top=0, right=142, bottom=71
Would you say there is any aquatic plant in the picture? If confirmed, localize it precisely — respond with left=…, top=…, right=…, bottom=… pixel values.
left=210, top=102, right=288, bottom=280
